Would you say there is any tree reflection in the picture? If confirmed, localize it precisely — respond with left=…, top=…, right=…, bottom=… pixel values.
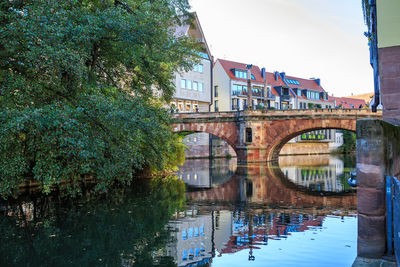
left=0, top=177, right=185, bottom=267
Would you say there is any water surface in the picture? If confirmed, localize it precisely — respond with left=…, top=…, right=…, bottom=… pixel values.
left=0, top=155, right=357, bottom=266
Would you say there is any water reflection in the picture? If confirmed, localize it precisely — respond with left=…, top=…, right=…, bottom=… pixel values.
left=166, top=206, right=356, bottom=267
left=183, top=155, right=357, bottom=208
left=177, top=158, right=237, bottom=189
left=279, top=155, right=356, bottom=193
left=0, top=155, right=357, bottom=267
left=0, top=177, right=185, bottom=266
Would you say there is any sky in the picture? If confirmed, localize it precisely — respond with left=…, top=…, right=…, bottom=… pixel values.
left=189, top=0, right=373, bottom=97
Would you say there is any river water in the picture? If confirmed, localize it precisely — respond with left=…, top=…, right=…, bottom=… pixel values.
left=0, top=154, right=357, bottom=266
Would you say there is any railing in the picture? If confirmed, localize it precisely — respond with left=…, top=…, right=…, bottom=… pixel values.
left=281, top=95, right=291, bottom=101
left=266, top=92, right=276, bottom=100
left=386, top=175, right=399, bottom=263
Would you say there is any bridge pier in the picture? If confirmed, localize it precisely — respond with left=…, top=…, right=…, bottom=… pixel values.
left=236, top=146, right=269, bottom=163
left=356, top=119, right=400, bottom=258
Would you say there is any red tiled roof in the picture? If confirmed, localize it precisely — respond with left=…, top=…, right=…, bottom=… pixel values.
left=270, top=87, right=279, bottom=96
left=216, top=58, right=329, bottom=98
left=330, top=96, right=366, bottom=108
left=264, top=71, right=287, bottom=87
left=217, top=59, right=265, bottom=84
left=283, top=75, right=326, bottom=92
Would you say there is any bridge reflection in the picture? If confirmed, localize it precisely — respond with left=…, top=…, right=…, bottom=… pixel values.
left=179, top=155, right=356, bottom=209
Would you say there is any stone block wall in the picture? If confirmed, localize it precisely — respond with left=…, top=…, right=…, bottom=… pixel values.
left=379, top=46, right=400, bottom=125
left=356, top=119, right=400, bottom=258
left=279, top=142, right=331, bottom=156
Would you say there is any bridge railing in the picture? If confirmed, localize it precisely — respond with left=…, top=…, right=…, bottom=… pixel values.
left=171, top=108, right=382, bottom=119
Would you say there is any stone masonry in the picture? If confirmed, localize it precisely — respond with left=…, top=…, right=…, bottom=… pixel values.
left=172, top=109, right=382, bottom=163
left=356, top=119, right=400, bottom=258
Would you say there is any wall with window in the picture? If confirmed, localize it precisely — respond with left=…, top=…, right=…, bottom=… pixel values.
left=173, top=57, right=212, bottom=105
left=211, top=61, right=232, bottom=112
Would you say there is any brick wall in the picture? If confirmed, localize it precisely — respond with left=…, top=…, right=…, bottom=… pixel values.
left=379, top=45, right=400, bottom=125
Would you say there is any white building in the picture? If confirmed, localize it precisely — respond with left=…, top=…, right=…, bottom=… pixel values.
left=171, top=13, right=213, bottom=112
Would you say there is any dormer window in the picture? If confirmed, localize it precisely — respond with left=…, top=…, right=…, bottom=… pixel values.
left=306, top=90, right=320, bottom=100
left=286, top=79, right=300, bottom=85
left=234, top=69, right=248, bottom=79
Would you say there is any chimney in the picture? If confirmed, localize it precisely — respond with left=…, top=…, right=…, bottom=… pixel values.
left=280, top=72, right=286, bottom=80
left=261, top=68, right=266, bottom=79
left=274, top=71, right=278, bottom=81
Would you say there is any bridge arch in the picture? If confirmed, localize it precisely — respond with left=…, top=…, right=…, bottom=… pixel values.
left=172, top=121, right=239, bottom=153
left=266, top=118, right=356, bottom=161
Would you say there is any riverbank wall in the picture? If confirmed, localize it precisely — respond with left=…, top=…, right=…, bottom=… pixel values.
left=279, top=142, right=337, bottom=156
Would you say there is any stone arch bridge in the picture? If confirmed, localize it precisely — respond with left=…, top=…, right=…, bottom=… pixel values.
left=172, top=109, right=382, bottom=163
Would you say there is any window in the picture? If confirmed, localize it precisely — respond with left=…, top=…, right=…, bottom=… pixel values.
left=275, top=102, right=279, bottom=109
left=214, top=86, right=218, bottom=97
left=194, top=228, right=199, bottom=237
left=235, top=69, right=247, bottom=79
left=214, top=100, right=219, bottom=112
left=182, top=250, right=188, bottom=261
left=193, top=64, right=198, bottom=72
left=200, top=226, right=204, bottom=236
left=232, top=84, right=248, bottom=96
left=232, top=98, right=239, bottom=110
left=188, top=228, right=193, bottom=238
left=187, top=80, right=192, bottom=90
left=198, top=64, right=203, bottom=73
left=181, top=79, right=186, bottom=89
left=185, top=103, right=191, bottom=112
left=182, top=230, right=187, bottom=240
left=189, top=249, right=194, bottom=259
left=246, top=127, right=252, bottom=143
left=198, top=82, right=203, bottom=92
left=193, top=81, right=198, bottom=91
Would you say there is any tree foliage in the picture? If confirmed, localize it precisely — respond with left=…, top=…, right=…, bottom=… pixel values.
left=337, top=130, right=356, bottom=154
left=0, top=0, right=196, bottom=197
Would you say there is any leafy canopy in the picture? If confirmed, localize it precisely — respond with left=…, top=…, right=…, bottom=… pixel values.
left=0, top=0, right=196, bottom=197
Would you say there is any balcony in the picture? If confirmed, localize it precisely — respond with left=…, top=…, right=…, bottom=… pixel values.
left=281, top=95, right=292, bottom=102
left=266, top=92, right=276, bottom=100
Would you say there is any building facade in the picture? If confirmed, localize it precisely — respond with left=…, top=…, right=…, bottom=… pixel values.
left=171, top=13, right=214, bottom=158
left=212, top=59, right=280, bottom=111
left=171, top=13, right=213, bottom=113
left=212, top=58, right=336, bottom=112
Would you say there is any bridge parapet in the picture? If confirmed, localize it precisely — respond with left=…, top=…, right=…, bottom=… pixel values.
left=172, top=109, right=382, bottom=123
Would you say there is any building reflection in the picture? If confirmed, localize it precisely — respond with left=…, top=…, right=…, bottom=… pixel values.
left=279, top=155, right=352, bottom=193
left=177, top=158, right=237, bottom=189
left=166, top=206, right=346, bottom=266
left=166, top=210, right=213, bottom=266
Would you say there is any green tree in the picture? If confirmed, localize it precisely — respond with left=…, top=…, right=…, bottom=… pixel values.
left=0, top=0, right=197, bottom=197
left=338, top=130, right=356, bottom=154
